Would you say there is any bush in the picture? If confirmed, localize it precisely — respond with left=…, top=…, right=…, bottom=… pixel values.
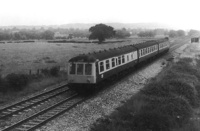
left=142, top=79, right=199, bottom=108
left=132, top=111, right=172, bottom=131
left=41, top=66, right=60, bottom=77
left=141, top=82, right=173, bottom=97
left=195, top=83, right=200, bottom=99
left=50, top=66, right=60, bottom=76
left=5, top=73, right=29, bottom=91
left=171, top=59, right=200, bottom=80
left=166, top=79, right=199, bottom=107
left=132, top=95, right=193, bottom=130
left=0, top=75, right=7, bottom=92
left=41, top=68, right=50, bottom=76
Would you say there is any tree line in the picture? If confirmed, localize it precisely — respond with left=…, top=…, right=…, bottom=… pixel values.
left=0, top=28, right=90, bottom=41
left=0, top=24, right=199, bottom=43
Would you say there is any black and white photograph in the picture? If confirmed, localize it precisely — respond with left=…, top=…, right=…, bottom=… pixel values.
left=0, top=0, right=200, bottom=130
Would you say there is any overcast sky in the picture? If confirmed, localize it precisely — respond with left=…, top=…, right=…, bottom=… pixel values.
left=0, top=0, right=199, bottom=30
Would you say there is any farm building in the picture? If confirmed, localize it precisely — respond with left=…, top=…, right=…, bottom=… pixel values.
left=191, top=37, right=200, bottom=43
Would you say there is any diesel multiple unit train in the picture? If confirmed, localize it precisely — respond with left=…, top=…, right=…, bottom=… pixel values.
left=68, top=37, right=170, bottom=91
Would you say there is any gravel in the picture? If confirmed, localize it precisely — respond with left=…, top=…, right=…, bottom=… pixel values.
left=38, top=58, right=167, bottom=131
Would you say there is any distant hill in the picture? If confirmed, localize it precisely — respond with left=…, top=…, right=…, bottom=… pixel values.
left=0, top=22, right=172, bottom=30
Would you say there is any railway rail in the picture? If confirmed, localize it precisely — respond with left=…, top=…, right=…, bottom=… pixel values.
left=0, top=84, right=69, bottom=120
left=2, top=93, right=86, bottom=131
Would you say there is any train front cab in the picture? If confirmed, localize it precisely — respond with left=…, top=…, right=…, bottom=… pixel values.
left=68, top=62, right=96, bottom=85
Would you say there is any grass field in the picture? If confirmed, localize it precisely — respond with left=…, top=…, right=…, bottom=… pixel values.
left=0, top=38, right=149, bottom=76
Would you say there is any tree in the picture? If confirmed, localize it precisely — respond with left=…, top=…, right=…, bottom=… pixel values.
left=89, top=24, right=115, bottom=44
left=42, top=30, right=55, bottom=40
left=137, top=30, right=156, bottom=37
left=168, top=30, right=177, bottom=38
left=188, top=29, right=200, bottom=36
left=177, top=30, right=185, bottom=37
left=115, top=28, right=131, bottom=38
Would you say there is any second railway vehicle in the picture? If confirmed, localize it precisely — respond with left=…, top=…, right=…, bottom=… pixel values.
left=68, top=37, right=169, bottom=92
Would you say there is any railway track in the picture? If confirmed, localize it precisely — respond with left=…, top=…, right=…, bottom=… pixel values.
left=0, top=82, right=87, bottom=131
left=2, top=93, right=86, bottom=131
left=0, top=84, right=69, bottom=120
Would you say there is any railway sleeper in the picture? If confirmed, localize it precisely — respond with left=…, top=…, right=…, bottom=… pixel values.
left=46, top=112, right=57, bottom=116
left=2, top=111, right=10, bottom=114
left=28, top=121, right=39, bottom=125
left=7, top=109, right=16, bottom=112
left=22, top=124, right=33, bottom=128
left=34, top=119, right=45, bottom=123
left=16, top=105, right=25, bottom=109
left=38, top=116, right=49, bottom=120
left=16, top=127, right=28, bottom=131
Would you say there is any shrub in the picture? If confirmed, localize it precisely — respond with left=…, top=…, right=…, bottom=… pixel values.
left=141, top=82, right=172, bottom=97
left=171, top=60, right=200, bottom=80
left=50, top=66, right=60, bottom=76
left=195, top=82, right=200, bottom=99
left=41, top=68, right=50, bottom=76
left=132, top=111, right=172, bottom=131
left=41, top=66, right=60, bottom=77
left=5, top=73, right=29, bottom=91
left=132, top=95, right=193, bottom=130
left=165, top=79, right=199, bottom=107
left=0, top=75, right=7, bottom=92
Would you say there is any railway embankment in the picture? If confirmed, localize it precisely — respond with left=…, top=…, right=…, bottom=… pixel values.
left=90, top=42, right=200, bottom=131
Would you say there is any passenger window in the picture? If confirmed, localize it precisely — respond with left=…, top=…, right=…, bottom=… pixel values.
left=85, top=64, right=92, bottom=75
left=122, top=55, right=125, bottom=63
left=127, top=55, right=129, bottom=62
left=100, top=62, right=104, bottom=72
left=118, top=56, right=121, bottom=65
left=112, top=58, right=115, bottom=67
left=77, top=64, right=83, bottom=75
left=70, top=63, right=76, bottom=75
left=131, top=53, right=134, bottom=59
left=116, top=58, right=118, bottom=65
left=106, top=60, right=110, bottom=70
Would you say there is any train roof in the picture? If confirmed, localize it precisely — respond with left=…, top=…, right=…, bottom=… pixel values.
left=69, top=45, right=137, bottom=62
left=134, top=38, right=168, bottom=49
left=69, top=38, right=169, bottom=63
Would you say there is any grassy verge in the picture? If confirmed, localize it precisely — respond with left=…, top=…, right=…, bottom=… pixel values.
left=0, top=67, right=68, bottom=107
left=90, top=58, right=200, bottom=131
